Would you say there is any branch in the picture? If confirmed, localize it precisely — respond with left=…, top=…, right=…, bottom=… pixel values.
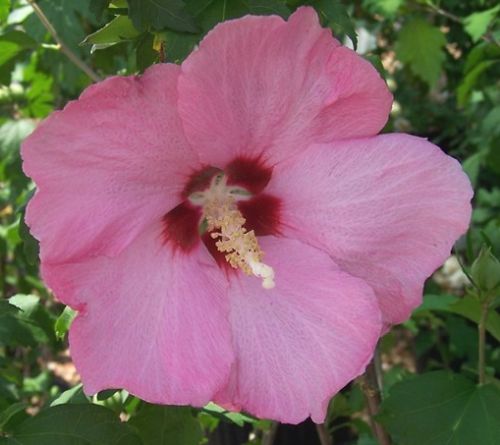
left=262, top=421, right=279, bottom=445
left=478, top=301, right=490, bottom=385
left=26, top=0, right=101, bottom=82
left=316, top=423, right=333, bottom=445
left=359, top=354, right=392, bottom=445
left=424, top=2, right=499, bottom=46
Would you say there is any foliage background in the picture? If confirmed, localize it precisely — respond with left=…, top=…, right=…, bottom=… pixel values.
left=0, top=0, right=499, bottom=444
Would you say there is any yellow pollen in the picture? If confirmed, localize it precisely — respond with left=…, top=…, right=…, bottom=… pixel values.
left=201, top=176, right=275, bottom=289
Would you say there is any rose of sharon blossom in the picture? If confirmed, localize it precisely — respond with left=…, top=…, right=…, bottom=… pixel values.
left=22, top=7, right=472, bottom=423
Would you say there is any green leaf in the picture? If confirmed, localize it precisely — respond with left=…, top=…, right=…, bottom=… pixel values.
left=451, top=298, right=500, bottom=342
left=464, top=5, right=500, bottom=43
left=136, top=33, right=158, bottom=72
left=129, top=404, right=202, bottom=445
left=8, top=294, right=40, bottom=315
left=457, top=42, right=500, bottom=106
left=162, top=30, right=198, bottom=63
left=0, top=300, right=19, bottom=316
left=462, top=150, right=486, bottom=186
left=0, top=120, right=36, bottom=158
left=362, top=0, right=403, bottom=18
left=8, top=295, right=53, bottom=345
left=202, top=402, right=256, bottom=426
left=414, top=293, right=458, bottom=313
left=23, top=71, right=54, bottom=119
left=464, top=42, right=500, bottom=75
left=357, top=434, right=378, bottom=445
left=487, top=136, right=500, bottom=175
left=363, top=54, right=386, bottom=78
left=6, top=5, right=33, bottom=25
left=24, top=0, right=96, bottom=51
left=23, top=0, right=98, bottom=92
left=0, top=220, right=20, bottom=250
left=0, top=31, right=36, bottom=67
left=82, top=15, right=140, bottom=50
left=0, top=403, right=27, bottom=432
left=89, top=0, right=110, bottom=20
left=395, top=19, right=446, bottom=87
left=0, top=300, right=44, bottom=347
left=379, top=372, right=500, bottom=445
left=7, top=404, right=141, bottom=445
left=314, top=0, right=357, bottom=49
left=96, top=389, right=120, bottom=401
left=457, top=60, right=499, bottom=107
left=246, top=0, right=289, bottom=17
left=128, top=0, right=198, bottom=33
left=195, top=0, right=246, bottom=31
left=18, top=210, right=39, bottom=266
left=50, top=384, right=87, bottom=406
left=0, top=0, right=9, bottom=23
left=54, top=306, right=77, bottom=340
left=159, top=7, right=305, bottom=64
left=414, top=294, right=500, bottom=342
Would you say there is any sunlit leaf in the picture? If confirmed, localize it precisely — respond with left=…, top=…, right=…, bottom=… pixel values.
left=395, top=19, right=446, bottom=86
left=54, top=306, right=77, bottom=340
left=464, top=5, right=500, bottom=43
left=0, top=0, right=9, bottom=22
left=0, top=120, right=35, bottom=159
left=82, top=15, right=140, bottom=51
left=362, top=0, right=403, bottom=18
left=50, top=385, right=87, bottom=406
left=0, top=31, right=36, bottom=67
left=202, top=402, right=256, bottom=426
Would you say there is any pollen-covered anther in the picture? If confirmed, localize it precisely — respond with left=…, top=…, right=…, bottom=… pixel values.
left=201, top=176, right=275, bottom=289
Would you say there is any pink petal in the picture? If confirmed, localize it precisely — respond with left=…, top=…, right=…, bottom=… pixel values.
left=43, top=222, right=233, bottom=406
left=22, top=64, right=198, bottom=263
left=267, top=134, right=473, bottom=325
left=178, top=7, right=392, bottom=166
left=215, top=236, right=381, bottom=424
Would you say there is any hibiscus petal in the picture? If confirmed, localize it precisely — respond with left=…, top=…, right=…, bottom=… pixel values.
left=215, top=236, right=381, bottom=424
left=22, top=63, right=198, bottom=263
left=267, top=134, right=473, bottom=324
left=43, top=222, right=233, bottom=406
left=178, top=7, right=392, bottom=166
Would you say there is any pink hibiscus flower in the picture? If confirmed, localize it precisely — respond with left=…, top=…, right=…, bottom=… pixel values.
left=22, top=7, right=472, bottom=423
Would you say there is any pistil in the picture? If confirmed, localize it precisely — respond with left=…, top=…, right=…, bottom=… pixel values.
left=190, top=174, right=275, bottom=289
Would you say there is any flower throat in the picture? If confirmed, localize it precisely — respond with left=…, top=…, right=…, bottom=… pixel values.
left=189, top=174, right=275, bottom=289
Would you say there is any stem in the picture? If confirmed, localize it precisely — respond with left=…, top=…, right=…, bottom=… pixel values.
left=423, top=2, right=499, bottom=46
left=26, top=0, right=101, bottom=82
left=261, top=421, right=279, bottom=445
left=426, top=3, right=462, bottom=24
left=359, top=356, right=391, bottom=445
left=0, top=251, right=6, bottom=298
left=478, top=302, right=489, bottom=385
left=0, top=220, right=7, bottom=298
left=315, top=423, right=332, bottom=445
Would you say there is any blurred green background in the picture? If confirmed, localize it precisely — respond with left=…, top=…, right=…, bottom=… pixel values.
left=0, top=1, right=499, bottom=444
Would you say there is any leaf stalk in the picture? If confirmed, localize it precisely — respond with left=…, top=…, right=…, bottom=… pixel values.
left=26, top=0, right=101, bottom=82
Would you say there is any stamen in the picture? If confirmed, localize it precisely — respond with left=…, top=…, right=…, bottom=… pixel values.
left=195, top=174, right=275, bottom=289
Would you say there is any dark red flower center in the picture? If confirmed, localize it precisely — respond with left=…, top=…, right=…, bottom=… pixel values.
left=163, top=157, right=281, bottom=271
